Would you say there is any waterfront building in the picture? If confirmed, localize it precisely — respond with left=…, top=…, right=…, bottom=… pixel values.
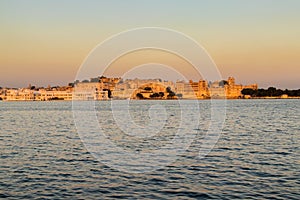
left=37, top=89, right=73, bottom=101
left=73, top=82, right=108, bottom=100
left=5, top=89, right=35, bottom=101
left=0, top=76, right=258, bottom=101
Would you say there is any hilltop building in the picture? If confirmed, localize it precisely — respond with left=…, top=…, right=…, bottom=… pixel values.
left=178, top=77, right=257, bottom=99
left=224, top=77, right=258, bottom=98
left=1, top=86, right=74, bottom=101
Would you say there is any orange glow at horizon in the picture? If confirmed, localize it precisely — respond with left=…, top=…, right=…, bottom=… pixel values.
left=0, top=1, right=300, bottom=89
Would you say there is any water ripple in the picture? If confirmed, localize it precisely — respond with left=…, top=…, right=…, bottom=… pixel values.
left=0, top=100, right=299, bottom=199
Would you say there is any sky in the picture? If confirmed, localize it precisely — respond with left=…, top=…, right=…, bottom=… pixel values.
left=0, top=0, right=299, bottom=89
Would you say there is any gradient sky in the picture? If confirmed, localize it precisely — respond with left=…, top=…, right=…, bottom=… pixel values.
left=0, top=0, right=299, bottom=89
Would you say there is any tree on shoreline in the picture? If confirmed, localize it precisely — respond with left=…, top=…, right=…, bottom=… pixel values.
left=136, top=93, right=144, bottom=99
left=176, top=93, right=183, bottom=98
left=242, top=87, right=300, bottom=97
left=166, top=87, right=172, bottom=93
left=166, top=86, right=176, bottom=99
left=159, top=92, right=164, bottom=98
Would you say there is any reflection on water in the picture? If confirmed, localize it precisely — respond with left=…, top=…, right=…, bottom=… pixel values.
left=0, top=100, right=299, bottom=199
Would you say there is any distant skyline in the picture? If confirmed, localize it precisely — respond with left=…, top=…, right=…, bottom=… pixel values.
left=0, top=0, right=300, bottom=89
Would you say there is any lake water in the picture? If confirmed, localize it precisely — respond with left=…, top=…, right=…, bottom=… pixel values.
left=0, top=100, right=299, bottom=199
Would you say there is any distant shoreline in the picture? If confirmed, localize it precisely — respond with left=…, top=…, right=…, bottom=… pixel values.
left=1, top=97, right=299, bottom=102
left=1, top=76, right=299, bottom=101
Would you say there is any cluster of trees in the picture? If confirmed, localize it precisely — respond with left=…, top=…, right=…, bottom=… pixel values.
left=136, top=86, right=177, bottom=99
left=242, top=87, right=300, bottom=97
left=150, top=92, right=164, bottom=98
